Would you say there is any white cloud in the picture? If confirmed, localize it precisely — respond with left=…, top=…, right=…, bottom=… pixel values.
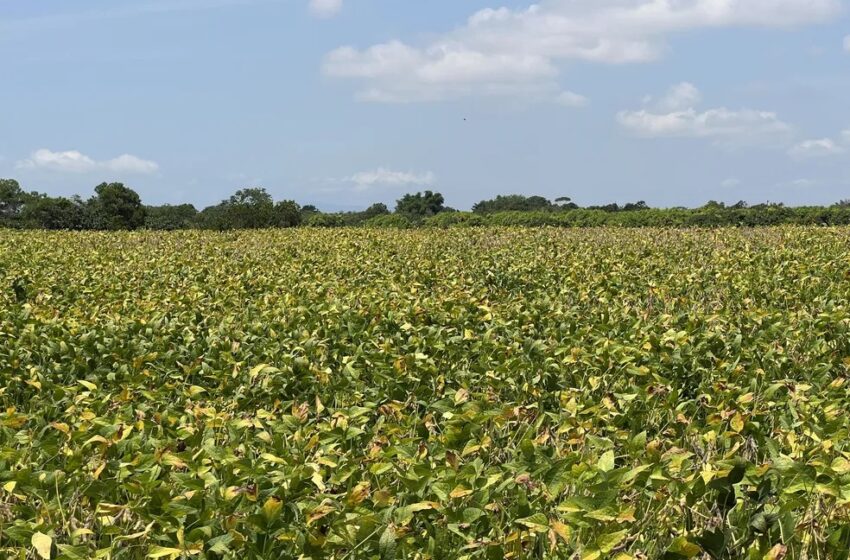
left=324, top=0, right=840, bottom=102
left=844, top=35, right=850, bottom=52
left=656, top=82, right=702, bottom=111
left=788, top=138, right=844, bottom=159
left=721, top=178, right=741, bottom=187
left=555, top=90, right=589, bottom=107
left=618, top=84, right=791, bottom=146
left=308, top=0, right=342, bottom=18
left=16, top=149, right=159, bottom=174
left=347, top=167, right=435, bottom=190
left=17, top=149, right=97, bottom=173
left=776, top=178, right=816, bottom=188
left=0, top=0, right=279, bottom=34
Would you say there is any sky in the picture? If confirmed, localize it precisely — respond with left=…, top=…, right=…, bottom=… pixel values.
left=2, top=0, right=850, bottom=211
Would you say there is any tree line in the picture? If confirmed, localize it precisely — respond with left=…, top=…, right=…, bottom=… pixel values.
left=2, top=178, right=850, bottom=230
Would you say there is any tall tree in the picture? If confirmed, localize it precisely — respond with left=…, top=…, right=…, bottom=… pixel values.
left=274, top=200, right=302, bottom=228
left=88, top=182, right=146, bottom=230
left=21, top=196, right=87, bottom=230
left=395, top=191, right=445, bottom=218
left=225, top=187, right=276, bottom=229
left=0, top=179, right=31, bottom=226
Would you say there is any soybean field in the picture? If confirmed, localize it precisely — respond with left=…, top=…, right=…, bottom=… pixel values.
left=1, top=227, right=850, bottom=560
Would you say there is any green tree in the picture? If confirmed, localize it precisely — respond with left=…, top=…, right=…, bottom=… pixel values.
left=144, top=204, right=199, bottom=230
left=300, top=205, right=320, bottom=218
left=472, top=195, right=553, bottom=214
left=224, top=187, right=276, bottom=229
left=274, top=200, right=302, bottom=228
left=0, top=179, right=33, bottom=226
left=362, top=203, right=390, bottom=219
left=88, top=182, right=146, bottom=230
left=21, top=196, right=87, bottom=230
left=306, top=213, right=345, bottom=228
left=395, top=191, right=445, bottom=219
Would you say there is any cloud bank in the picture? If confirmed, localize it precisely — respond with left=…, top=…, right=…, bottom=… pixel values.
left=324, top=0, right=841, bottom=102
left=16, top=149, right=160, bottom=174
left=618, top=83, right=792, bottom=146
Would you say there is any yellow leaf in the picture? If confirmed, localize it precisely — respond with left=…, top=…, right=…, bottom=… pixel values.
left=78, top=380, right=98, bottom=392
left=32, top=532, right=52, bottom=560
left=223, top=486, right=241, bottom=501
left=307, top=504, right=335, bottom=526
left=249, top=364, right=269, bottom=378
left=3, top=481, right=16, bottom=492
left=263, top=496, right=283, bottom=521
left=832, top=457, right=850, bottom=474
left=51, top=422, right=71, bottom=434
left=260, top=453, right=286, bottom=465
left=147, top=546, right=183, bottom=558
left=550, top=520, right=571, bottom=543
left=765, top=544, right=787, bottom=560
left=347, top=482, right=371, bottom=505
left=449, top=486, right=473, bottom=499
left=187, top=385, right=206, bottom=397
left=71, top=528, right=94, bottom=539
left=730, top=413, right=745, bottom=433
left=161, top=453, right=187, bottom=469
left=116, top=522, right=155, bottom=541
left=311, top=471, right=326, bottom=491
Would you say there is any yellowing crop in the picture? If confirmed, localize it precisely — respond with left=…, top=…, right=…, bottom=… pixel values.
left=1, top=227, right=850, bottom=559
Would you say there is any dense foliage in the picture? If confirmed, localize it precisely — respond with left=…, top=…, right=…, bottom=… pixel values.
left=2, top=178, right=850, bottom=230
left=2, top=227, right=850, bottom=559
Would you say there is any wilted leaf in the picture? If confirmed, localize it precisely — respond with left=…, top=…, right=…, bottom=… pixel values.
left=32, top=532, right=52, bottom=560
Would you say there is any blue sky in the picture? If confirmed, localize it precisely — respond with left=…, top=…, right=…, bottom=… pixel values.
left=2, top=0, right=849, bottom=210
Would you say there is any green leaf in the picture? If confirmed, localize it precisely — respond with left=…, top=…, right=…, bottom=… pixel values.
left=379, top=525, right=397, bottom=560
left=696, top=528, right=727, bottom=559
left=56, top=544, right=89, bottom=560
left=597, top=529, right=628, bottom=553
left=667, top=536, right=701, bottom=558
left=462, top=508, right=485, bottom=524
left=517, top=513, right=549, bottom=533
left=207, top=534, right=234, bottom=555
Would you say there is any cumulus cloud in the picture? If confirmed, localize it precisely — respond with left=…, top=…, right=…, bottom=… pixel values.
left=788, top=138, right=844, bottom=159
left=16, top=149, right=159, bottom=174
left=845, top=35, right=850, bottom=52
left=308, top=0, right=342, bottom=18
left=324, top=0, right=840, bottom=102
left=347, top=167, right=435, bottom=190
left=618, top=83, right=792, bottom=146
